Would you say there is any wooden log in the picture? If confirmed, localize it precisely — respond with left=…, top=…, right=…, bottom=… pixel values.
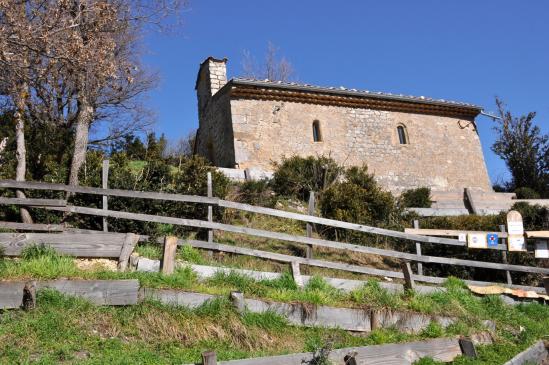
left=230, top=291, right=245, bottom=314
left=0, top=221, right=66, bottom=232
left=291, top=261, right=304, bottom=288
left=38, top=205, right=549, bottom=275
left=306, top=191, right=315, bottom=259
left=37, top=279, right=139, bottom=305
left=160, top=236, right=178, bottom=275
left=401, top=261, right=415, bottom=291
left=0, top=281, right=24, bottom=309
left=503, top=340, right=548, bottom=365
left=202, top=351, right=217, bottom=365
left=0, top=232, right=127, bottom=257
left=0, top=197, right=67, bottom=207
left=102, top=160, right=109, bottom=232
left=117, top=233, right=139, bottom=271
left=22, top=281, right=36, bottom=310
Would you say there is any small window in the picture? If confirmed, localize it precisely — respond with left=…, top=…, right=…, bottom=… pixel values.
left=313, top=120, right=322, bottom=142
left=397, top=125, right=408, bottom=144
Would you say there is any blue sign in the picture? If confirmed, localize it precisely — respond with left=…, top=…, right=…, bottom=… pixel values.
left=487, top=233, right=499, bottom=247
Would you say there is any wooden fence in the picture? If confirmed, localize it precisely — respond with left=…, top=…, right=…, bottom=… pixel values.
left=0, top=179, right=548, bottom=293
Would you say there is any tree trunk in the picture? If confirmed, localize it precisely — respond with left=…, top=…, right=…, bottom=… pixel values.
left=14, top=89, right=33, bottom=224
left=68, top=94, right=93, bottom=187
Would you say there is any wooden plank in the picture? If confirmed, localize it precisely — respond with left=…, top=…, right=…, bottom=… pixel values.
left=0, top=232, right=127, bottom=257
left=218, top=200, right=464, bottom=246
left=306, top=191, right=315, bottom=259
left=102, top=160, right=109, bottom=232
left=0, top=179, right=219, bottom=205
left=0, top=197, right=67, bottom=207
left=526, top=231, right=549, bottom=239
left=161, top=236, right=178, bottom=275
left=503, top=340, right=548, bottom=365
left=0, top=221, right=66, bottom=232
left=37, top=279, right=139, bottom=305
left=218, top=337, right=463, bottom=365
left=0, top=281, right=24, bottom=309
left=405, top=228, right=509, bottom=239
left=186, top=239, right=547, bottom=293
left=40, top=206, right=549, bottom=275
left=406, top=208, right=470, bottom=217
left=117, top=233, right=139, bottom=271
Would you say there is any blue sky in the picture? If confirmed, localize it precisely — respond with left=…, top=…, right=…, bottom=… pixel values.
left=142, top=0, right=549, bottom=185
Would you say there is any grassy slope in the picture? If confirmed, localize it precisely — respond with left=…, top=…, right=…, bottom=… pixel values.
left=0, top=248, right=548, bottom=364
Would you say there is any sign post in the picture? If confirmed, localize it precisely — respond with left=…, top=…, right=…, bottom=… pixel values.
left=507, top=210, right=526, bottom=252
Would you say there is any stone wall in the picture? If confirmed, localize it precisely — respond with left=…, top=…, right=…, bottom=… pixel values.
left=229, top=98, right=492, bottom=192
left=195, top=58, right=236, bottom=167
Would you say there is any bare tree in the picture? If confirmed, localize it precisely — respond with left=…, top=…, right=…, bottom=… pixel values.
left=242, top=41, right=294, bottom=82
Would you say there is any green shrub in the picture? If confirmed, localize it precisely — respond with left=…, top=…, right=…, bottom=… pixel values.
left=234, top=179, right=275, bottom=207
left=271, top=155, right=343, bottom=201
left=514, top=187, right=541, bottom=199
left=399, top=187, right=432, bottom=208
left=320, top=165, right=401, bottom=243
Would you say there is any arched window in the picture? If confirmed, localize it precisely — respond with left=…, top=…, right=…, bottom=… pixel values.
left=312, top=120, right=322, bottom=142
left=397, top=125, right=408, bottom=144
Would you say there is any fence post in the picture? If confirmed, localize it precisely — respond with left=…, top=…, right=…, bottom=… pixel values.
left=206, top=172, right=214, bottom=258
left=202, top=351, right=217, bottom=365
left=160, top=236, right=178, bottom=275
left=401, top=261, right=415, bottom=291
left=22, top=281, right=36, bottom=310
left=413, top=220, right=423, bottom=276
left=230, top=291, right=245, bottom=314
left=102, top=160, right=110, bottom=232
left=306, top=191, right=315, bottom=259
left=499, top=225, right=512, bottom=285
left=291, top=261, right=304, bottom=288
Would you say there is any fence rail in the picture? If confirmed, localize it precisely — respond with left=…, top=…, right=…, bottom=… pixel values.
left=0, top=179, right=548, bottom=292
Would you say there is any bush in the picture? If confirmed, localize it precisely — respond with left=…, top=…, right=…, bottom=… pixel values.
left=233, top=179, right=275, bottom=207
left=320, top=165, right=402, bottom=243
left=514, top=187, right=541, bottom=199
left=271, top=155, right=343, bottom=201
left=399, top=187, right=432, bottom=208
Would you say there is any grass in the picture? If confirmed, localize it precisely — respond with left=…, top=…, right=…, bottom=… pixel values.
left=1, top=246, right=548, bottom=364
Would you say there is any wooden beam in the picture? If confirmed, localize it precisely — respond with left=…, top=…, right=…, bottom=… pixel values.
left=414, top=220, right=423, bottom=275
left=503, top=340, right=548, bottom=365
left=36, top=279, right=139, bottom=305
left=291, top=261, right=304, bottom=288
left=0, top=221, right=66, bottom=232
left=161, top=236, right=178, bottom=275
left=405, top=228, right=509, bottom=240
left=0, top=281, right=24, bottom=309
left=202, top=351, right=217, bottom=365
left=0, top=197, right=67, bottom=207
left=401, top=261, right=415, bottom=291
left=525, top=231, right=549, bottom=239
left=0, top=179, right=219, bottom=205
left=0, top=232, right=127, bottom=257
left=305, top=191, right=315, bottom=259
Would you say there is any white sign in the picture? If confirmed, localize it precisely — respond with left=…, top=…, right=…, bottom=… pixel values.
left=458, top=233, right=467, bottom=242
left=507, top=222, right=524, bottom=235
left=467, top=233, right=487, bottom=249
left=508, top=236, right=526, bottom=252
left=535, top=241, right=549, bottom=259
